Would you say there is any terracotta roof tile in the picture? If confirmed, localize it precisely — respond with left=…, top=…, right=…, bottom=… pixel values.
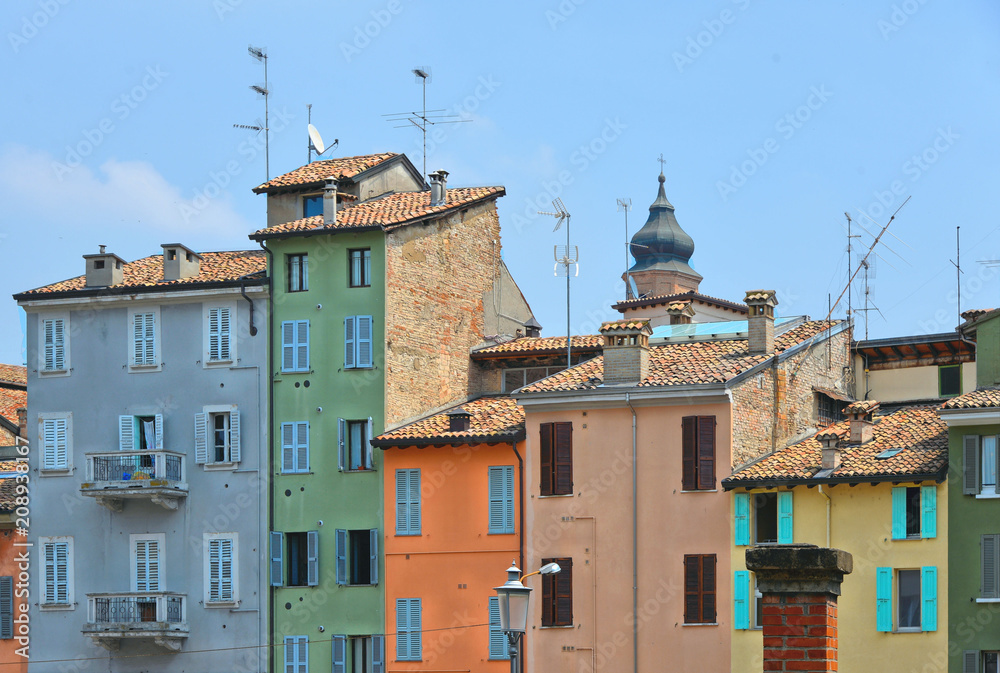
left=253, top=153, right=399, bottom=193
left=0, top=462, right=20, bottom=473
left=725, top=405, right=947, bottom=484
left=599, top=320, right=650, bottom=333
left=612, top=290, right=748, bottom=313
left=472, top=335, right=603, bottom=356
left=374, top=397, right=524, bottom=447
left=0, top=388, right=26, bottom=430
left=942, top=387, right=1000, bottom=409
left=961, top=308, right=994, bottom=321
left=844, top=400, right=880, bottom=415
left=519, top=321, right=838, bottom=392
left=744, top=290, right=777, bottom=303
left=0, top=365, right=26, bottom=387
left=18, top=250, right=266, bottom=296
left=0, top=477, right=19, bottom=510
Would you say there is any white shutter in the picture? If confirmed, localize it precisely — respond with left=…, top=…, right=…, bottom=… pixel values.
left=208, top=539, right=221, bottom=602
left=119, top=415, right=135, bottom=452
left=296, top=321, right=309, bottom=371
left=143, top=313, right=156, bottom=364
left=132, top=314, right=142, bottom=365
left=229, top=408, right=241, bottom=463
left=306, top=531, right=319, bottom=587
left=296, top=423, right=309, bottom=473
left=209, top=308, right=220, bottom=360
left=43, top=319, right=55, bottom=370
left=44, top=542, right=69, bottom=604
left=209, top=307, right=232, bottom=361
left=282, top=322, right=295, bottom=372
left=219, top=538, right=233, bottom=601
left=154, top=413, right=164, bottom=450
left=358, top=315, right=373, bottom=367
left=42, top=419, right=67, bottom=470
left=281, top=423, right=295, bottom=472
left=344, top=317, right=356, bottom=368
left=194, top=413, right=208, bottom=464
left=366, top=417, right=374, bottom=470
left=134, top=539, right=160, bottom=592
left=337, top=418, right=346, bottom=471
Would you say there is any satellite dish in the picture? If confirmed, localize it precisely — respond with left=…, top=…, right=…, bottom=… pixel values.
left=308, top=124, right=325, bottom=155
left=628, top=276, right=639, bottom=299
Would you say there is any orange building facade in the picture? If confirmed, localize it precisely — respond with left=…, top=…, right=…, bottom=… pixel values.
left=0, top=463, right=27, bottom=673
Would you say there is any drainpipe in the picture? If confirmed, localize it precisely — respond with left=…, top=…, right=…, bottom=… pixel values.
left=257, top=239, right=275, bottom=673
left=625, top=392, right=638, bottom=673
left=239, top=276, right=259, bottom=337
left=511, top=441, right=524, bottom=572
left=818, top=485, right=831, bottom=547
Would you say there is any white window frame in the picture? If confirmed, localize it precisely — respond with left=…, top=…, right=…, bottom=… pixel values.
left=130, top=533, right=165, bottom=592
left=204, top=302, right=237, bottom=366
left=38, top=312, right=70, bottom=376
left=40, top=536, right=73, bottom=610
left=895, top=568, right=922, bottom=632
left=196, top=405, right=241, bottom=469
left=128, top=306, right=161, bottom=372
left=38, top=412, right=72, bottom=474
left=204, top=533, right=239, bottom=607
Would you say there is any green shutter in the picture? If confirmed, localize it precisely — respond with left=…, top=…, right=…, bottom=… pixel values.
left=921, top=566, right=937, bottom=631
left=734, top=493, right=750, bottom=546
left=891, top=487, right=906, bottom=539
left=777, top=491, right=793, bottom=544
left=964, top=435, right=980, bottom=495
left=733, top=571, right=750, bottom=630
left=920, top=485, right=936, bottom=539
left=876, top=567, right=892, bottom=632
left=963, top=651, right=979, bottom=673
left=983, top=534, right=999, bottom=599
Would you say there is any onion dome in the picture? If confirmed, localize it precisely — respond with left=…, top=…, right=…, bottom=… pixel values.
left=628, top=173, right=701, bottom=282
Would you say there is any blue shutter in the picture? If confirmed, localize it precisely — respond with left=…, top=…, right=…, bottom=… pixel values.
left=409, top=470, right=421, bottom=534
left=489, top=596, right=509, bottom=658
left=358, top=315, right=373, bottom=367
left=777, top=491, right=793, bottom=544
left=344, top=316, right=356, bottom=369
left=296, top=320, right=309, bottom=371
left=331, top=635, right=346, bottom=673
left=281, top=321, right=295, bottom=372
left=370, top=529, right=379, bottom=585
left=335, top=529, right=347, bottom=585
left=396, top=470, right=408, bottom=534
left=306, top=531, right=319, bottom=587
left=503, top=466, right=515, bottom=533
left=410, top=598, right=422, bottom=660
left=337, top=418, right=346, bottom=471
left=396, top=599, right=410, bottom=660
left=489, top=467, right=510, bottom=534
left=921, top=566, right=937, bottom=631
left=963, top=651, right=979, bottom=673
left=0, top=576, right=13, bottom=639
left=372, top=635, right=384, bottom=673
left=876, top=567, right=892, bottom=632
left=270, top=531, right=283, bottom=587
left=734, top=570, right=750, bottom=630
left=296, top=422, right=309, bottom=473
left=920, top=486, right=936, bottom=539
left=734, top=493, right=750, bottom=546
left=891, top=487, right=907, bottom=540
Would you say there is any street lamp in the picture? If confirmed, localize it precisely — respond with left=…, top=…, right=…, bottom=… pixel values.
left=494, top=561, right=561, bottom=673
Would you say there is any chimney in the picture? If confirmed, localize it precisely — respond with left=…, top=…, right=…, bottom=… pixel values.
left=844, top=400, right=879, bottom=444
left=16, top=407, right=26, bottom=439
left=599, top=320, right=652, bottom=385
left=745, top=290, right=778, bottom=354
left=817, top=430, right=843, bottom=470
left=447, top=409, right=472, bottom=432
left=160, top=244, right=202, bottom=281
left=666, top=300, right=695, bottom=325
left=83, top=246, right=126, bottom=287
left=428, top=170, right=449, bottom=206
left=524, top=316, right=542, bottom=338
left=746, top=544, right=853, bottom=673
left=323, top=177, right=338, bottom=226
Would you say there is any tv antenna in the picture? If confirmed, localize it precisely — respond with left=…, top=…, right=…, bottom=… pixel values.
left=233, top=45, right=270, bottom=181
left=383, top=68, right=471, bottom=182
left=618, top=198, right=634, bottom=298
left=539, top=198, right=577, bottom=368
left=306, top=104, right=338, bottom=164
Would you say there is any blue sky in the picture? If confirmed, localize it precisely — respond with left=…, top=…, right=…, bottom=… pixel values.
left=2, top=0, right=999, bottom=366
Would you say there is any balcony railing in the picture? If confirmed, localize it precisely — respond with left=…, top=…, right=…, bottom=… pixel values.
left=81, top=450, right=188, bottom=511
left=83, top=592, right=188, bottom=651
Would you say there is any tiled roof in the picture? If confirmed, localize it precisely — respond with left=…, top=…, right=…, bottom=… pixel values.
left=0, top=365, right=26, bottom=387
left=253, top=153, right=399, bottom=193
left=519, top=321, right=838, bottom=393
left=0, top=476, right=20, bottom=510
left=961, top=308, right=994, bottom=321
left=472, top=335, right=604, bottom=357
left=745, top=290, right=777, bottom=303
left=373, top=396, right=524, bottom=447
left=250, top=187, right=505, bottom=239
left=17, top=250, right=267, bottom=296
left=941, top=387, right=1000, bottom=410
left=724, top=405, right=948, bottom=485
left=665, top=300, right=692, bottom=312
left=0, top=388, right=26, bottom=431
left=612, top=290, right=748, bottom=313
left=599, top=320, right=650, bottom=333
left=844, top=400, right=880, bottom=415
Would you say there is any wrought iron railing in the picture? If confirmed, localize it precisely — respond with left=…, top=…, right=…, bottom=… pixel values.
left=88, top=593, right=185, bottom=625
left=85, top=451, right=185, bottom=483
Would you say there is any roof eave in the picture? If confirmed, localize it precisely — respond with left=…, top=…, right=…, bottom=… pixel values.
left=722, top=466, right=948, bottom=490
left=373, top=430, right=525, bottom=450
left=14, top=277, right=267, bottom=303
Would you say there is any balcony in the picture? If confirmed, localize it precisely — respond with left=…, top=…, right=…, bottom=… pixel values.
left=80, top=451, right=188, bottom=511
left=83, top=592, right=188, bottom=651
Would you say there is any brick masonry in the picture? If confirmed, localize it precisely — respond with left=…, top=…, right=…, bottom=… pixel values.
left=603, top=343, right=649, bottom=385
left=761, top=594, right=839, bottom=671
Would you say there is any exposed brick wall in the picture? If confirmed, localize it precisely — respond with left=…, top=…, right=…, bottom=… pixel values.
left=384, top=200, right=500, bottom=424
left=748, top=315, right=775, bottom=354
left=603, top=344, right=648, bottom=385
left=761, top=594, right=838, bottom=671
left=730, top=327, right=852, bottom=469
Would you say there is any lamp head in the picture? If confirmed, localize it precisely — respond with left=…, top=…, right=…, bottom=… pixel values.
left=540, top=562, right=561, bottom=575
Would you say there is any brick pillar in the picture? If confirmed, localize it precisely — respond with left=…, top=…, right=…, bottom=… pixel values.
left=746, top=544, right=852, bottom=672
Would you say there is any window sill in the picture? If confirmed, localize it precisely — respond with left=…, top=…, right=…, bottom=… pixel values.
left=40, top=467, right=73, bottom=476
left=680, top=489, right=718, bottom=493
left=128, top=364, right=161, bottom=373
left=204, top=462, right=239, bottom=471
left=681, top=622, right=719, bottom=627
left=537, top=493, right=574, bottom=498
left=895, top=627, right=922, bottom=633
left=40, top=603, right=74, bottom=611
left=344, top=366, right=375, bottom=371
left=976, top=598, right=1000, bottom=603
left=205, top=599, right=240, bottom=608
left=395, top=532, right=422, bottom=537
left=342, top=468, right=375, bottom=473
left=205, top=359, right=234, bottom=367
left=278, top=471, right=313, bottom=476
left=39, top=369, right=69, bottom=376
left=975, top=492, right=1000, bottom=499
left=487, top=531, right=516, bottom=536
left=539, top=624, right=574, bottom=629
left=278, top=370, right=311, bottom=375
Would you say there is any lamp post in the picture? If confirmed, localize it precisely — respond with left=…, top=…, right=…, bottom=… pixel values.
left=494, top=561, right=561, bottom=673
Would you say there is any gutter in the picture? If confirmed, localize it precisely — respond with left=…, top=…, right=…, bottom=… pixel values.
left=13, top=277, right=266, bottom=304
left=371, top=431, right=525, bottom=450
left=721, top=467, right=948, bottom=490
left=512, top=441, right=524, bottom=573
left=239, top=275, right=259, bottom=337
left=257, top=238, right=275, bottom=673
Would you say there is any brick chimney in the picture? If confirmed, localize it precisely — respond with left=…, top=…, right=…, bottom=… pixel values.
left=447, top=409, right=472, bottom=432
left=745, top=290, right=778, bottom=355
left=817, top=429, right=843, bottom=470
left=599, top=320, right=652, bottom=385
left=429, top=170, right=449, bottom=206
left=666, top=300, right=695, bottom=325
left=160, top=244, right=202, bottom=281
left=323, top=177, right=338, bottom=227
left=83, top=245, right=126, bottom=287
left=746, top=544, right=853, bottom=672
left=844, top=400, right=879, bottom=444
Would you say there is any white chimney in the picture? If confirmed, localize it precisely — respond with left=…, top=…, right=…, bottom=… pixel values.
left=323, top=177, right=338, bottom=226
left=83, top=246, right=125, bottom=287
left=429, top=170, right=449, bottom=206
left=161, top=244, right=202, bottom=281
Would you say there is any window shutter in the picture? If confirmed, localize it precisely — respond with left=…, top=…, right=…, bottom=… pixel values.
left=281, top=423, right=295, bottom=473
left=733, top=570, right=750, bottom=630
left=306, top=531, right=319, bottom=587
left=331, top=635, right=346, bottom=673
left=921, top=566, right=937, bottom=631
left=556, top=558, right=573, bottom=626
left=229, top=408, right=241, bottom=463
left=411, top=598, right=422, bottom=659
left=539, top=423, right=554, bottom=495
left=697, top=416, right=716, bottom=490
left=134, top=539, right=160, bottom=592
left=0, top=576, right=11, bottom=639
left=42, top=419, right=67, bottom=470
left=920, top=485, right=936, bottom=539
left=396, top=470, right=409, bottom=534
left=982, top=534, right=1000, bottom=599
left=777, top=491, right=793, bottom=544
left=358, top=315, right=373, bottom=367
left=43, top=319, right=55, bottom=370
left=682, top=416, right=697, bottom=491
left=344, top=316, right=356, bottom=368
left=702, top=555, right=717, bottom=623
left=270, top=531, right=283, bottom=587
left=891, top=487, right=907, bottom=539
left=554, top=422, right=573, bottom=495
left=503, top=465, right=515, bottom=533
left=684, top=555, right=699, bottom=623
left=337, top=419, right=346, bottom=471
left=541, top=560, right=555, bottom=626
left=734, top=493, right=750, bottom=546
left=220, top=538, right=233, bottom=601
left=963, top=651, right=979, bottom=673
left=144, top=313, right=156, bottom=365
left=132, top=313, right=142, bottom=365
left=369, top=529, right=379, bottom=585
left=208, top=539, right=220, bottom=601
left=366, top=417, right=374, bottom=470
left=488, top=467, right=505, bottom=533
left=297, top=422, right=309, bottom=473
left=194, top=413, right=208, bottom=464
left=119, top=415, right=135, bottom=452
left=282, top=322, right=295, bottom=371
left=372, top=635, right=384, bottom=673
left=218, top=307, right=231, bottom=360
left=154, top=413, right=164, bottom=450
left=208, top=308, right=220, bottom=360
left=396, top=599, right=408, bottom=660
left=409, top=470, right=421, bottom=534
left=335, top=529, right=347, bottom=585
left=964, top=435, right=980, bottom=495
left=54, top=419, right=67, bottom=468
left=876, top=567, right=892, bottom=632
left=489, top=596, right=509, bottom=659
left=296, top=321, right=309, bottom=371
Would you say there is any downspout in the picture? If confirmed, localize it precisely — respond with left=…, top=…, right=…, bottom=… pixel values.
left=625, top=392, right=638, bottom=673
left=818, top=485, right=831, bottom=547
left=239, top=277, right=259, bottom=337
left=258, top=239, right=274, bottom=673
left=511, top=440, right=524, bottom=572
left=770, top=354, right=780, bottom=451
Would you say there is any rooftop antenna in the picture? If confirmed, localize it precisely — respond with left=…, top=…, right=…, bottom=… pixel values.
left=306, top=104, right=338, bottom=164
left=844, top=212, right=861, bottom=321
left=233, top=45, right=270, bottom=181
left=950, top=227, right=965, bottom=329
left=617, top=197, right=633, bottom=298
left=539, top=198, right=577, bottom=368
left=383, top=68, right=471, bottom=182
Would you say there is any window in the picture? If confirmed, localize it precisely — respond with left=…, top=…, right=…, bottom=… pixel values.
left=964, top=652, right=1000, bottom=673
left=40, top=314, right=69, bottom=373
left=303, top=195, right=322, bottom=218
left=0, top=576, right=12, bottom=639
left=939, top=364, right=962, bottom=397
left=540, top=422, right=573, bottom=496
left=195, top=406, right=241, bottom=465
left=281, top=320, right=310, bottom=372
left=344, top=315, right=374, bottom=368
left=396, top=598, right=422, bottom=661
left=682, top=416, right=716, bottom=491
left=753, top=575, right=763, bottom=629
left=541, top=557, right=573, bottom=627
left=119, top=414, right=163, bottom=453
left=982, top=534, right=999, bottom=600
left=734, top=570, right=764, bottom=631
left=339, top=418, right=373, bottom=471
left=288, top=254, right=308, bottom=292
left=734, top=491, right=792, bottom=545
left=39, top=413, right=71, bottom=471
left=816, top=393, right=844, bottom=426
left=891, top=486, right=936, bottom=539
left=131, top=533, right=163, bottom=592
left=205, top=305, right=234, bottom=364
left=129, top=308, right=159, bottom=368
left=876, top=566, right=937, bottom=632
left=395, top=469, right=421, bottom=535
left=488, top=596, right=509, bottom=659
left=335, top=529, right=378, bottom=586
left=349, top=249, right=371, bottom=288
left=40, top=537, right=72, bottom=608
left=272, top=531, right=318, bottom=587
left=488, top=466, right=515, bottom=534
left=963, top=435, right=999, bottom=497
left=332, top=635, right=385, bottom=673
left=284, top=636, right=308, bottom=673
left=502, top=367, right=563, bottom=393
left=281, top=422, right=309, bottom=473
left=683, top=554, right=716, bottom=624
left=204, top=533, right=238, bottom=605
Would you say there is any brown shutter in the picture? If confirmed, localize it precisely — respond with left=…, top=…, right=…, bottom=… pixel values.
left=555, top=558, right=573, bottom=626
left=541, top=557, right=556, bottom=626
left=554, top=423, right=573, bottom=495
left=697, top=416, right=716, bottom=490
left=540, top=423, right=554, bottom=496
left=684, top=554, right=700, bottom=623
left=702, top=554, right=717, bottom=623
left=682, top=417, right=697, bottom=491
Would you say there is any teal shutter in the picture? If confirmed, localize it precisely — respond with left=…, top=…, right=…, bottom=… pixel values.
left=876, top=567, right=892, bottom=632
left=335, top=529, right=347, bottom=585
left=489, top=596, right=509, bottom=658
left=733, top=570, right=750, bottom=630
left=777, top=491, right=793, bottom=544
left=964, top=435, right=980, bottom=495
left=920, top=486, right=936, bottom=539
left=891, top=487, right=907, bottom=540
left=331, top=635, right=346, bottom=673
left=270, top=531, right=283, bottom=587
left=734, top=493, right=750, bottom=546
left=921, top=566, right=937, bottom=631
